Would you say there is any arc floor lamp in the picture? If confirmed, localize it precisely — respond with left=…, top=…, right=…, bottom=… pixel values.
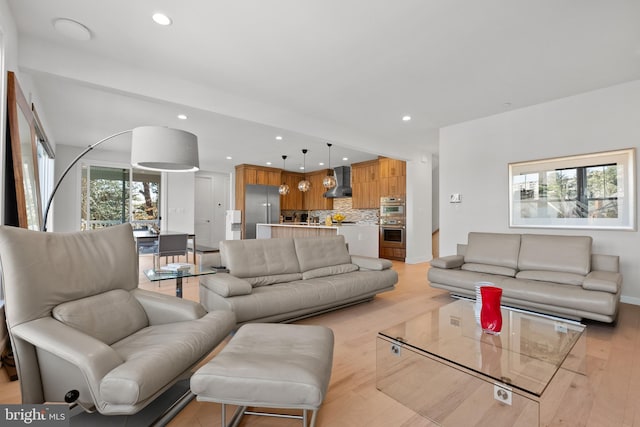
left=42, top=125, right=199, bottom=231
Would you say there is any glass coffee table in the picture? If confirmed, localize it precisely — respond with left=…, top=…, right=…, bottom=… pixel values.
left=377, top=299, right=586, bottom=427
left=144, top=265, right=217, bottom=298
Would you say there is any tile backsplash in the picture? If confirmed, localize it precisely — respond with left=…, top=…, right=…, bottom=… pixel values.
left=282, top=198, right=379, bottom=224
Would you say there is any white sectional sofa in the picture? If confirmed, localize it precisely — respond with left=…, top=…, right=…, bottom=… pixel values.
left=199, top=235, right=398, bottom=324
left=428, top=232, right=622, bottom=323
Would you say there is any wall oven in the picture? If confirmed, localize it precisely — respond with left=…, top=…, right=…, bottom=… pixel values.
left=380, top=220, right=405, bottom=247
left=380, top=196, right=405, bottom=218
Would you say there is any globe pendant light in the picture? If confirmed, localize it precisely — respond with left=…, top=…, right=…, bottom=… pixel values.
left=298, top=149, right=311, bottom=192
left=279, top=155, right=290, bottom=195
left=322, top=143, right=337, bottom=189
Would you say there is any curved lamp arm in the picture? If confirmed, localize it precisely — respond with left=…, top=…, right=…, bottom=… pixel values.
left=42, top=130, right=132, bottom=231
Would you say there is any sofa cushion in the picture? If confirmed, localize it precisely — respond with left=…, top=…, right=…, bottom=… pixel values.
left=515, top=270, right=585, bottom=286
left=518, top=234, right=592, bottom=275
left=246, top=273, right=304, bottom=288
left=302, top=263, right=359, bottom=280
left=53, top=289, right=148, bottom=345
left=461, top=263, right=516, bottom=277
left=220, top=238, right=301, bottom=278
left=465, top=232, right=521, bottom=269
left=200, top=274, right=253, bottom=297
left=103, top=310, right=236, bottom=405
left=221, top=269, right=398, bottom=323
left=293, top=236, right=351, bottom=272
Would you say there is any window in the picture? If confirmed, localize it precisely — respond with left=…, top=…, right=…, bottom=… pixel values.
left=80, top=165, right=161, bottom=230
left=521, top=164, right=618, bottom=219
left=509, top=149, right=635, bottom=230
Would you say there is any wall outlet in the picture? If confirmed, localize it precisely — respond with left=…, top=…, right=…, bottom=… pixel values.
left=554, top=323, right=568, bottom=334
left=390, top=343, right=401, bottom=356
left=494, top=384, right=512, bottom=405
left=450, top=193, right=462, bottom=203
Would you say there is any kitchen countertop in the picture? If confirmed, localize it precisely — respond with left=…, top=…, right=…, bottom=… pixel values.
left=260, top=222, right=378, bottom=228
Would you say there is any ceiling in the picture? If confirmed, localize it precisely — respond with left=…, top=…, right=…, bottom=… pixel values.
left=7, top=0, right=640, bottom=173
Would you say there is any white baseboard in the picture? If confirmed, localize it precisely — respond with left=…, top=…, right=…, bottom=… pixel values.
left=405, top=256, right=431, bottom=264
left=621, top=295, right=640, bottom=306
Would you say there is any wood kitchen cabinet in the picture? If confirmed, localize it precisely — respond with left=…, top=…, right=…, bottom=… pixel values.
left=379, top=247, right=406, bottom=260
left=280, top=171, right=304, bottom=210
left=351, top=159, right=379, bottom=209
left=302, top=170, right=333, bottom=210
left=236, top=164, right=280, bottom=187
left=379, top=157, right=406, bottom=197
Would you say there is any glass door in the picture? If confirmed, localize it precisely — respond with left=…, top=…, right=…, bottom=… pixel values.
left=80, top=165, right=162, bottom=231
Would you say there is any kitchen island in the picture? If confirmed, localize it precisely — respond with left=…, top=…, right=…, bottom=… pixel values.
left=256, top=223, right=379, bottom=258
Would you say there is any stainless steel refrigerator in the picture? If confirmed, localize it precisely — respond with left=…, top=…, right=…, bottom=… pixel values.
left=244, top=184, right=280, bottom=239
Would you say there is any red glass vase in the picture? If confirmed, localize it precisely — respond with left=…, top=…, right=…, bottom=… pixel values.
left=480, top=286, right=502, bottom=334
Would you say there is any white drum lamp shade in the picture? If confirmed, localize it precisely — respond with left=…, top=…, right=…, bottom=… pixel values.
left=131, top=126, right=199, bottom=172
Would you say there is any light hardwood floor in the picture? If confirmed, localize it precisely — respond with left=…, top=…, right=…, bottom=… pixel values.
left=1, top=256, right=639, bottom=426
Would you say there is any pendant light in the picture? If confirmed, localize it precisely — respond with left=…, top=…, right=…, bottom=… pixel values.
left=279, top=155, right=290, bottom=195
left=297, top=149, right=310, bottom=192
left=322, top=143, right=337, bottom=189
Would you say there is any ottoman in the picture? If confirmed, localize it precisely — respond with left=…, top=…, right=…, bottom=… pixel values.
left=191, top=323, right=334, bottom=427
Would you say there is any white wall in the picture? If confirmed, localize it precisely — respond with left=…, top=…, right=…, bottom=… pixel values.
left=163, top=172, right=196, bottom=233
left=439, top=79, right=640, bottom=304
left=405, top=158, right=433, bottom=264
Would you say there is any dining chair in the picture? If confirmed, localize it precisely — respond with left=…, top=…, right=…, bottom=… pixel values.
left=155, top=233, right=189, bottom=269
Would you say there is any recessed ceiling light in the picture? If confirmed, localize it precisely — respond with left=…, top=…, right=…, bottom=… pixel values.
left=177, top=114, right=187, bottom=120
left=319, top=162, right=325, bottom=166
left=152, top=13, right=172, bottom=26
left=226, top=156, right=232, bottom=160
left=402, top=115, right=412, bottom=122
left=266, top=162, right=272, bottom=166
left=275, top=136, right=283, bottom=140
left=52, top=18, right=92, bottom=41
left=342, top=157, right=348, bottom=161
left=299, top=166, right=305, bottom=170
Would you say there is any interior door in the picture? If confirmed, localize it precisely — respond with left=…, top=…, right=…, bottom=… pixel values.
left=195, top=176, right=214, bottom=246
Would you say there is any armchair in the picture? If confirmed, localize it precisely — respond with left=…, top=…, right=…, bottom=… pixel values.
left=0, top=223, right=235, bottom=415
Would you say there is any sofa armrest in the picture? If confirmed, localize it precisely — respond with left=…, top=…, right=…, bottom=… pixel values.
left=12, top=317, right=123, bottom=388
left=350, top=256, right=392, bottom=271
left=200, top=273, right=253, bottom=297
left=430, top=255, right=465, bottom=269
left=583, top=271, right=623, bottom=294
left=132, top=289, right=207, bottom=324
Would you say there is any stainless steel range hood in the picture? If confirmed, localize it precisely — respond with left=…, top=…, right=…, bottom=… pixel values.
left=323, top=166, right=352, bottom=198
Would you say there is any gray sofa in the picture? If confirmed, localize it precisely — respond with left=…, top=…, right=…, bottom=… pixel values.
left=428, top=232, right=622, bottom=323
left=199, top=235, right=398, bottom=324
